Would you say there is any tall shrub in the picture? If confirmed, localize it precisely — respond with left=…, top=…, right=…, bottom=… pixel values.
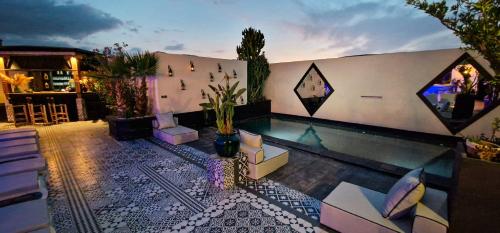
left=237, top=27, right=271, bottom=103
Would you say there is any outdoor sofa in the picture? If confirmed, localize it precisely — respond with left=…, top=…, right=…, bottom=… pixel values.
left=320, top=169, right=448, bottom=233
left=239, top=130, right=289, bottom=180
left=152, top=112, right=199, bottom=145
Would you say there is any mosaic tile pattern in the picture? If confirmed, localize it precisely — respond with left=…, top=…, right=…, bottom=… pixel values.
left=27, top=122, right=329, bottom=233
left=150, top=136, right=323, bottom=221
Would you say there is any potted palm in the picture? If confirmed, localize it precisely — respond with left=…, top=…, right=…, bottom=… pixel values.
left=90, top=43, right=158, bottom=140
left=200, top=74, right=246, bottom=157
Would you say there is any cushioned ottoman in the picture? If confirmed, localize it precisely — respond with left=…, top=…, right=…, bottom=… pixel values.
left=0, top=157, right=47, bottom=177
left=320, top=182, right=448, bottom=233
left=153, top=126, right=199, bottom=145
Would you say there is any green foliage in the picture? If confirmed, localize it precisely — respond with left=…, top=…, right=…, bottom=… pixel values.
left=406, top=0, right=499, bottom=83
left=237, top=27, right=271, bottom=103
left=200, top=75, right=246, bottom=134
left=127, top=51, right=158, bottom=116
left=89, top=43, right=158, bottom=118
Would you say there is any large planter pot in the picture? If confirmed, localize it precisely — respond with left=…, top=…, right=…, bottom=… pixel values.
left=214, top=131, right=240, bottom=157
left=107, top=115, right=155, bottom=141
left=450, top=157, right=500, bottom=233
left=452, top=94, right=475, bottom=119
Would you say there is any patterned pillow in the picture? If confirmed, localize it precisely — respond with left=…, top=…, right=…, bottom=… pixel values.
left=382, top=168, right=426, bottom=219
left=239, top=130, right=263, bottom=148
left=156, top=112, right=176, bottom=129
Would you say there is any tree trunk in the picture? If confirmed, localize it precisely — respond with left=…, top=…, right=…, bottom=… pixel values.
left=135, top=76, right=148, bottom=116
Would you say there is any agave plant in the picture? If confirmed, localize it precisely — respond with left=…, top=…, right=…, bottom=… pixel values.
left=0, top=73, right=34, bottom=93
left=127, top=51, right=158, bottom=116
left=200, top=74, right=246, bottom=135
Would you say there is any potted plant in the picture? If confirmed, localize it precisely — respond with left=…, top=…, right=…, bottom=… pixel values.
left=452, top=64, right=479, bottom=119
left=90, top=43, right=158, bottom=140
left=465, top=117, right=500, bottom=162
left=200, top=75, right=246, bottom=157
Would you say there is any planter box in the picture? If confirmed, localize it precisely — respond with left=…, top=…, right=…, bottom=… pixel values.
left=107, top=115, right=155, bottom=141
left=449, top=157, right=500, bottom=233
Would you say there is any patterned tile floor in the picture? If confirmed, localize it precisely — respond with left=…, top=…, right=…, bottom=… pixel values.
left=2, top=121, right=331, bottom=233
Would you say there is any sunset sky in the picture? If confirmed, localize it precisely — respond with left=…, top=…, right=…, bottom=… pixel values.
left=0, top=0, right=462, bottom=62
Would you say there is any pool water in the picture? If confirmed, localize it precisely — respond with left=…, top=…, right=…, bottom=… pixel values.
left=237, top=116, right=454, bottom=178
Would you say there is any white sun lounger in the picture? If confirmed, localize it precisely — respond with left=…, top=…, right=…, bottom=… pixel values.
left=0, top=127, right=36, bottom=135
left=0, top=131, right=38, bottom=142
left=0, top=153, right=42, bottom=164
left=0, top=171, right=47, bottom=204
left=0, top=144, right=39, bottom=159
left=0, top=158, right=47, bottom=177
left=0, top=199, right=50, bottom=233
left=0, top=137, right=38, bottom=149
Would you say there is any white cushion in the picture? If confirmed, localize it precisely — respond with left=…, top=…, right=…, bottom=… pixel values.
left=239, top=130, right=262, bottom=148
left=153, top=126, right=198, bottom=145
left=156, top=112, right=176, bottom=129
left=382, top=168, right=426, bottom=219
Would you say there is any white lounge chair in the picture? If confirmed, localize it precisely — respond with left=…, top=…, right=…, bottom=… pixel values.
left=239, top=130, right=289, bottom=180
left=0, top=199, right=51, bottom=233
left=0, top=144, right=39, bottom=159
left=152, top=113, right=199, bottom=145
left=0, top=131, right=38, bottom=142
left=0, top=171, right=48, bottom=204
left=0, top=153, right=42, bottom=164
left=0, top=127, right=36, bottom=135
left=0, top=157, right=47, bottom=177
left=320, top=181, right=448, bottom=233
left=0, top=137, right=38, bottom=149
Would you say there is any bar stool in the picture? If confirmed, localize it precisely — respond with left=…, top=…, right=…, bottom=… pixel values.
left=46, top=97, right=69, bottom=124
left=26, top=97, right=49, bottom=125
left=10, top=104, right=30, bottom=127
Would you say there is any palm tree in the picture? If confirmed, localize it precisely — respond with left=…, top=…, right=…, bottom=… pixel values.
left=127, top=51, right=158, bottom=116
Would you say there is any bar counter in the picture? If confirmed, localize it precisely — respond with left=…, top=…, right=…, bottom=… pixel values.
left=8, top=92, right=105, bottom=121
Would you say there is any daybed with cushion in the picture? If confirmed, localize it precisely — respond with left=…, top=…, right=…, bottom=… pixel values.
left=239, top=130, right=289, bottom=180
left=152, top=112, right=199, bottom=145
left=320, top=168, right=448, bottom=233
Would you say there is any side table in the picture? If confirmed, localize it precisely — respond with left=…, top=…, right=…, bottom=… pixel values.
left=206, top=152, right=248, bottom=189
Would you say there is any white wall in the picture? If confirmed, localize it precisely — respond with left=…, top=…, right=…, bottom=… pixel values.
left=265, top=49, right=499, bottom=136
left=152, top=52, right=247, bottom=114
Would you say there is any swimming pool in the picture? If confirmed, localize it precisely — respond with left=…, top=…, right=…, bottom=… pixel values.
left=236, top=116, right=455, bottom=178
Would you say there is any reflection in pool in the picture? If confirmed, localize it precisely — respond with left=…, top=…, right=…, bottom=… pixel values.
left=237, top=116, right=454, bottom=178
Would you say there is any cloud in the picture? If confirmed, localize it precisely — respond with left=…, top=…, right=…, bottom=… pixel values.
left=0, top=0, right=122, bottom=44
left=164, top=43, right=185, bottom=51
left=284, top=0, right=460, bottom=56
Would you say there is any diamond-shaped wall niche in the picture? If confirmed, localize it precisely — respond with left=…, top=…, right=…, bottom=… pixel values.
left=417, top=53, right=499, bottom=134
left=294, top=63, right=334, bottom=116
